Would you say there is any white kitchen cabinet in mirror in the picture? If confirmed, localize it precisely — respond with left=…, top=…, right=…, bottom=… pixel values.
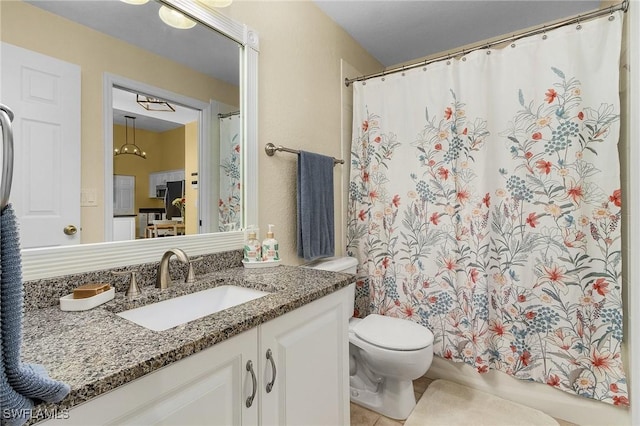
left=9, top=0, right=259, bottom=281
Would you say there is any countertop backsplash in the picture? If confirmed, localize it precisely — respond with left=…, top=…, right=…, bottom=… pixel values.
left=23, top=249, right=244, bottom=311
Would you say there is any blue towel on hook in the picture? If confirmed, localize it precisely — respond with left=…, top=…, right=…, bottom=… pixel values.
left=0, top=204, right=70, bottom=426
left=297, top=151, right=335, bottom=261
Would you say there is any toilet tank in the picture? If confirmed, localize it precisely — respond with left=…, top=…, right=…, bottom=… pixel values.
left=304, top=256, right=358, bottom=274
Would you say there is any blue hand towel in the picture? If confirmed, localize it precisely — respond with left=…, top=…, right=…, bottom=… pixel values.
left=0, top=204, right=70, bottom=424
left=297, top=151, right=335, bottom=261
left=0, top=356, right=33, bottom=426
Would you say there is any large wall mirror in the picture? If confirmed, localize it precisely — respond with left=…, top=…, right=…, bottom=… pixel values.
left=1, top=0, right=259, bottom=280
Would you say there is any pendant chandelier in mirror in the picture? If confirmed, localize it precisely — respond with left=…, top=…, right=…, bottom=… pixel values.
left=114, top=115, right=146, bottom=159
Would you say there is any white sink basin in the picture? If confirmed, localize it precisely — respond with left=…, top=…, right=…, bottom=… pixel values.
left=116, top=285, right=269, bottom=331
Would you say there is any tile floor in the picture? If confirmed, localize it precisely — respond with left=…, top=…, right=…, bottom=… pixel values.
left=349, top=375, right=577, bottom=426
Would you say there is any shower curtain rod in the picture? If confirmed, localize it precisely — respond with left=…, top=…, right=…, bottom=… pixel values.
left=264, top=143, right=345, bottom=165
left=218, top=111, right=240, bottom=119
left=345, top=0, right=629, bottom=87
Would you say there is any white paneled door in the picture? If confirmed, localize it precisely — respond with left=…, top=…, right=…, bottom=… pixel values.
left=1, top=42, right=81, bottom=248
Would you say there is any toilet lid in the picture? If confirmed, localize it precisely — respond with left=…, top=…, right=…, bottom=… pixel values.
left=353, top=314, right=433, bottom=351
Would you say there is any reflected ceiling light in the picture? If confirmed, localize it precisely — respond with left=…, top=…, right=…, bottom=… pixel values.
left=136, top=95, right=176, bottom=112
left=197, top=0, right=233, bottom=8
left=114, top=116, right=146, bottom=159
left=120, top=0, right=149, bottom=5
left=158, top=5, right=196, bottom=29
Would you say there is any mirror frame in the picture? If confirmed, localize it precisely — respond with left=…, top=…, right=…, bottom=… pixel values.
left=22, top=0, right=259, bottom=281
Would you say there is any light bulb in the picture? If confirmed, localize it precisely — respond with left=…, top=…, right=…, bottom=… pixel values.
left=197, top=0, right=233, bottom=8
left=158, top=5, right=196, bottom=29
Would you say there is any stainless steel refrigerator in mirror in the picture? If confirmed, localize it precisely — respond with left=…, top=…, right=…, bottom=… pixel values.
left=164, top=180, right=184, bottom=220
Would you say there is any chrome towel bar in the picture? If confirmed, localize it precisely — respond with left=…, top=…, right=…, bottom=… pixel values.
left=265, top=143, right=344, bottom=165
left=0, top=103, right=14, bottom=211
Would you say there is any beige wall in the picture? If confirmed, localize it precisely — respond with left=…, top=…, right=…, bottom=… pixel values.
left=157, top=127, right=188, bottom=172
left=1, top=1, right=239, bottom=243
left=185, top=121, right=199, bottom=235
left=225, top=1, right=383, bottom=264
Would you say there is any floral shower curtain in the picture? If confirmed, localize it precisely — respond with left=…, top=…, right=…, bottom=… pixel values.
left=218, top=113, right=242, bottom=232
left=347, top=13, right=627, bottom=405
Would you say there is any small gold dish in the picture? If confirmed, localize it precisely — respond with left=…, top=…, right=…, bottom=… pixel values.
left=73, top=283, right=111, bottom=299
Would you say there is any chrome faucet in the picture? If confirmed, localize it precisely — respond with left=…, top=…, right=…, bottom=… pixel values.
left=156, top=248, right=195, bottom=289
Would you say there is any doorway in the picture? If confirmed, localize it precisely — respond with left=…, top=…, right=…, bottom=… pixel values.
left=103, top=74, right=211, bottom=242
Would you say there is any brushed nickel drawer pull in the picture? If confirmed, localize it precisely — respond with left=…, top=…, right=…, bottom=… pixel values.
left=246, top=360, right=257, bottom=408
left=266, top=349, right=276, bottom=393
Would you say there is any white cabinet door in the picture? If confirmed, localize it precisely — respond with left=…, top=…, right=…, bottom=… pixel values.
left=259, top=285, right=354, bottom=426
left=149, top=172, right=159, bottom=198
left=113, top=175, right=135, bottom=216
left=41, top=328, right=259, bottom=426
left=149, top=170, right=185, bottom=198
left=112, top=217, right=135, bottom=241
left=167, top=170, right=185, bottom=182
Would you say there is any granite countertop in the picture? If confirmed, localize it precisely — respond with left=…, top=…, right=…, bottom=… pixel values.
left=22, top=265, right=353, bottom=414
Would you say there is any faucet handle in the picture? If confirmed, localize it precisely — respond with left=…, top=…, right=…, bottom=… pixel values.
left=186, top=257, right=204, bottom=284
left=112, top=269, right=141, bottom=298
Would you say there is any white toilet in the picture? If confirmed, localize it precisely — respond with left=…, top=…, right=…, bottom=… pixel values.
left=305, top=256, right=434, bottom=420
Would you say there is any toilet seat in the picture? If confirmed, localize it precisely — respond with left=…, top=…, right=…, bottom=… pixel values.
left=352, top=314, right=433, bottom=351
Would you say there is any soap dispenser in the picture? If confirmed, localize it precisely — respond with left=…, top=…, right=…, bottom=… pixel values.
left=262, top=224, right=279, bottom=262
left=244, top=227, right=262, bottom=263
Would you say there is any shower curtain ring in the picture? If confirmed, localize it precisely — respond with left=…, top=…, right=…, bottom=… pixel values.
left=542, top=26, right=547, bottom=40
left=576, top=16, right=582, bottom=30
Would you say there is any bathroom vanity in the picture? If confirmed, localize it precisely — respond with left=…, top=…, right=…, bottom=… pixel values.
left=21, top=258, right=354, bottom=425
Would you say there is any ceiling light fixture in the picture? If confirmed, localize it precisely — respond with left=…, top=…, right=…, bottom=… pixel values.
left=114, top=116, right=146, bottom=159
left=158, top=5, right=196, bottom=29
left=120, top=0, right=149, bottom=5
left=197, top=0, right=233, bottom=8
left=136, top=94, right=176, bottom=112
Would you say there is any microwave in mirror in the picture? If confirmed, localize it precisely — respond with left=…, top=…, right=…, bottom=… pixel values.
left=155, top=185, right=167, bottom=199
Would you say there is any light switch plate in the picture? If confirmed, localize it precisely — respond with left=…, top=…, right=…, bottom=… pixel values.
left=81, top=188, right=98, bottom=207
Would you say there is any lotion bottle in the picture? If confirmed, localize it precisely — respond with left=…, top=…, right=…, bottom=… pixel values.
left=262, top=224, right=279, bottom=262
left=244, top=227, right=262, bottom=262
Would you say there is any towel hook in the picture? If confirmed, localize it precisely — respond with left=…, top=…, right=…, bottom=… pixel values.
left=0, top=103, right=15, bottom=211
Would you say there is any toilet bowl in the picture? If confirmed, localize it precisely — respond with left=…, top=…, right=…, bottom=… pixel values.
left=305, top=257, right=434, bottom=420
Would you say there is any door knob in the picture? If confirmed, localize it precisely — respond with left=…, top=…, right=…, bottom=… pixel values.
left=63, top=225, right=78, bottom=235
